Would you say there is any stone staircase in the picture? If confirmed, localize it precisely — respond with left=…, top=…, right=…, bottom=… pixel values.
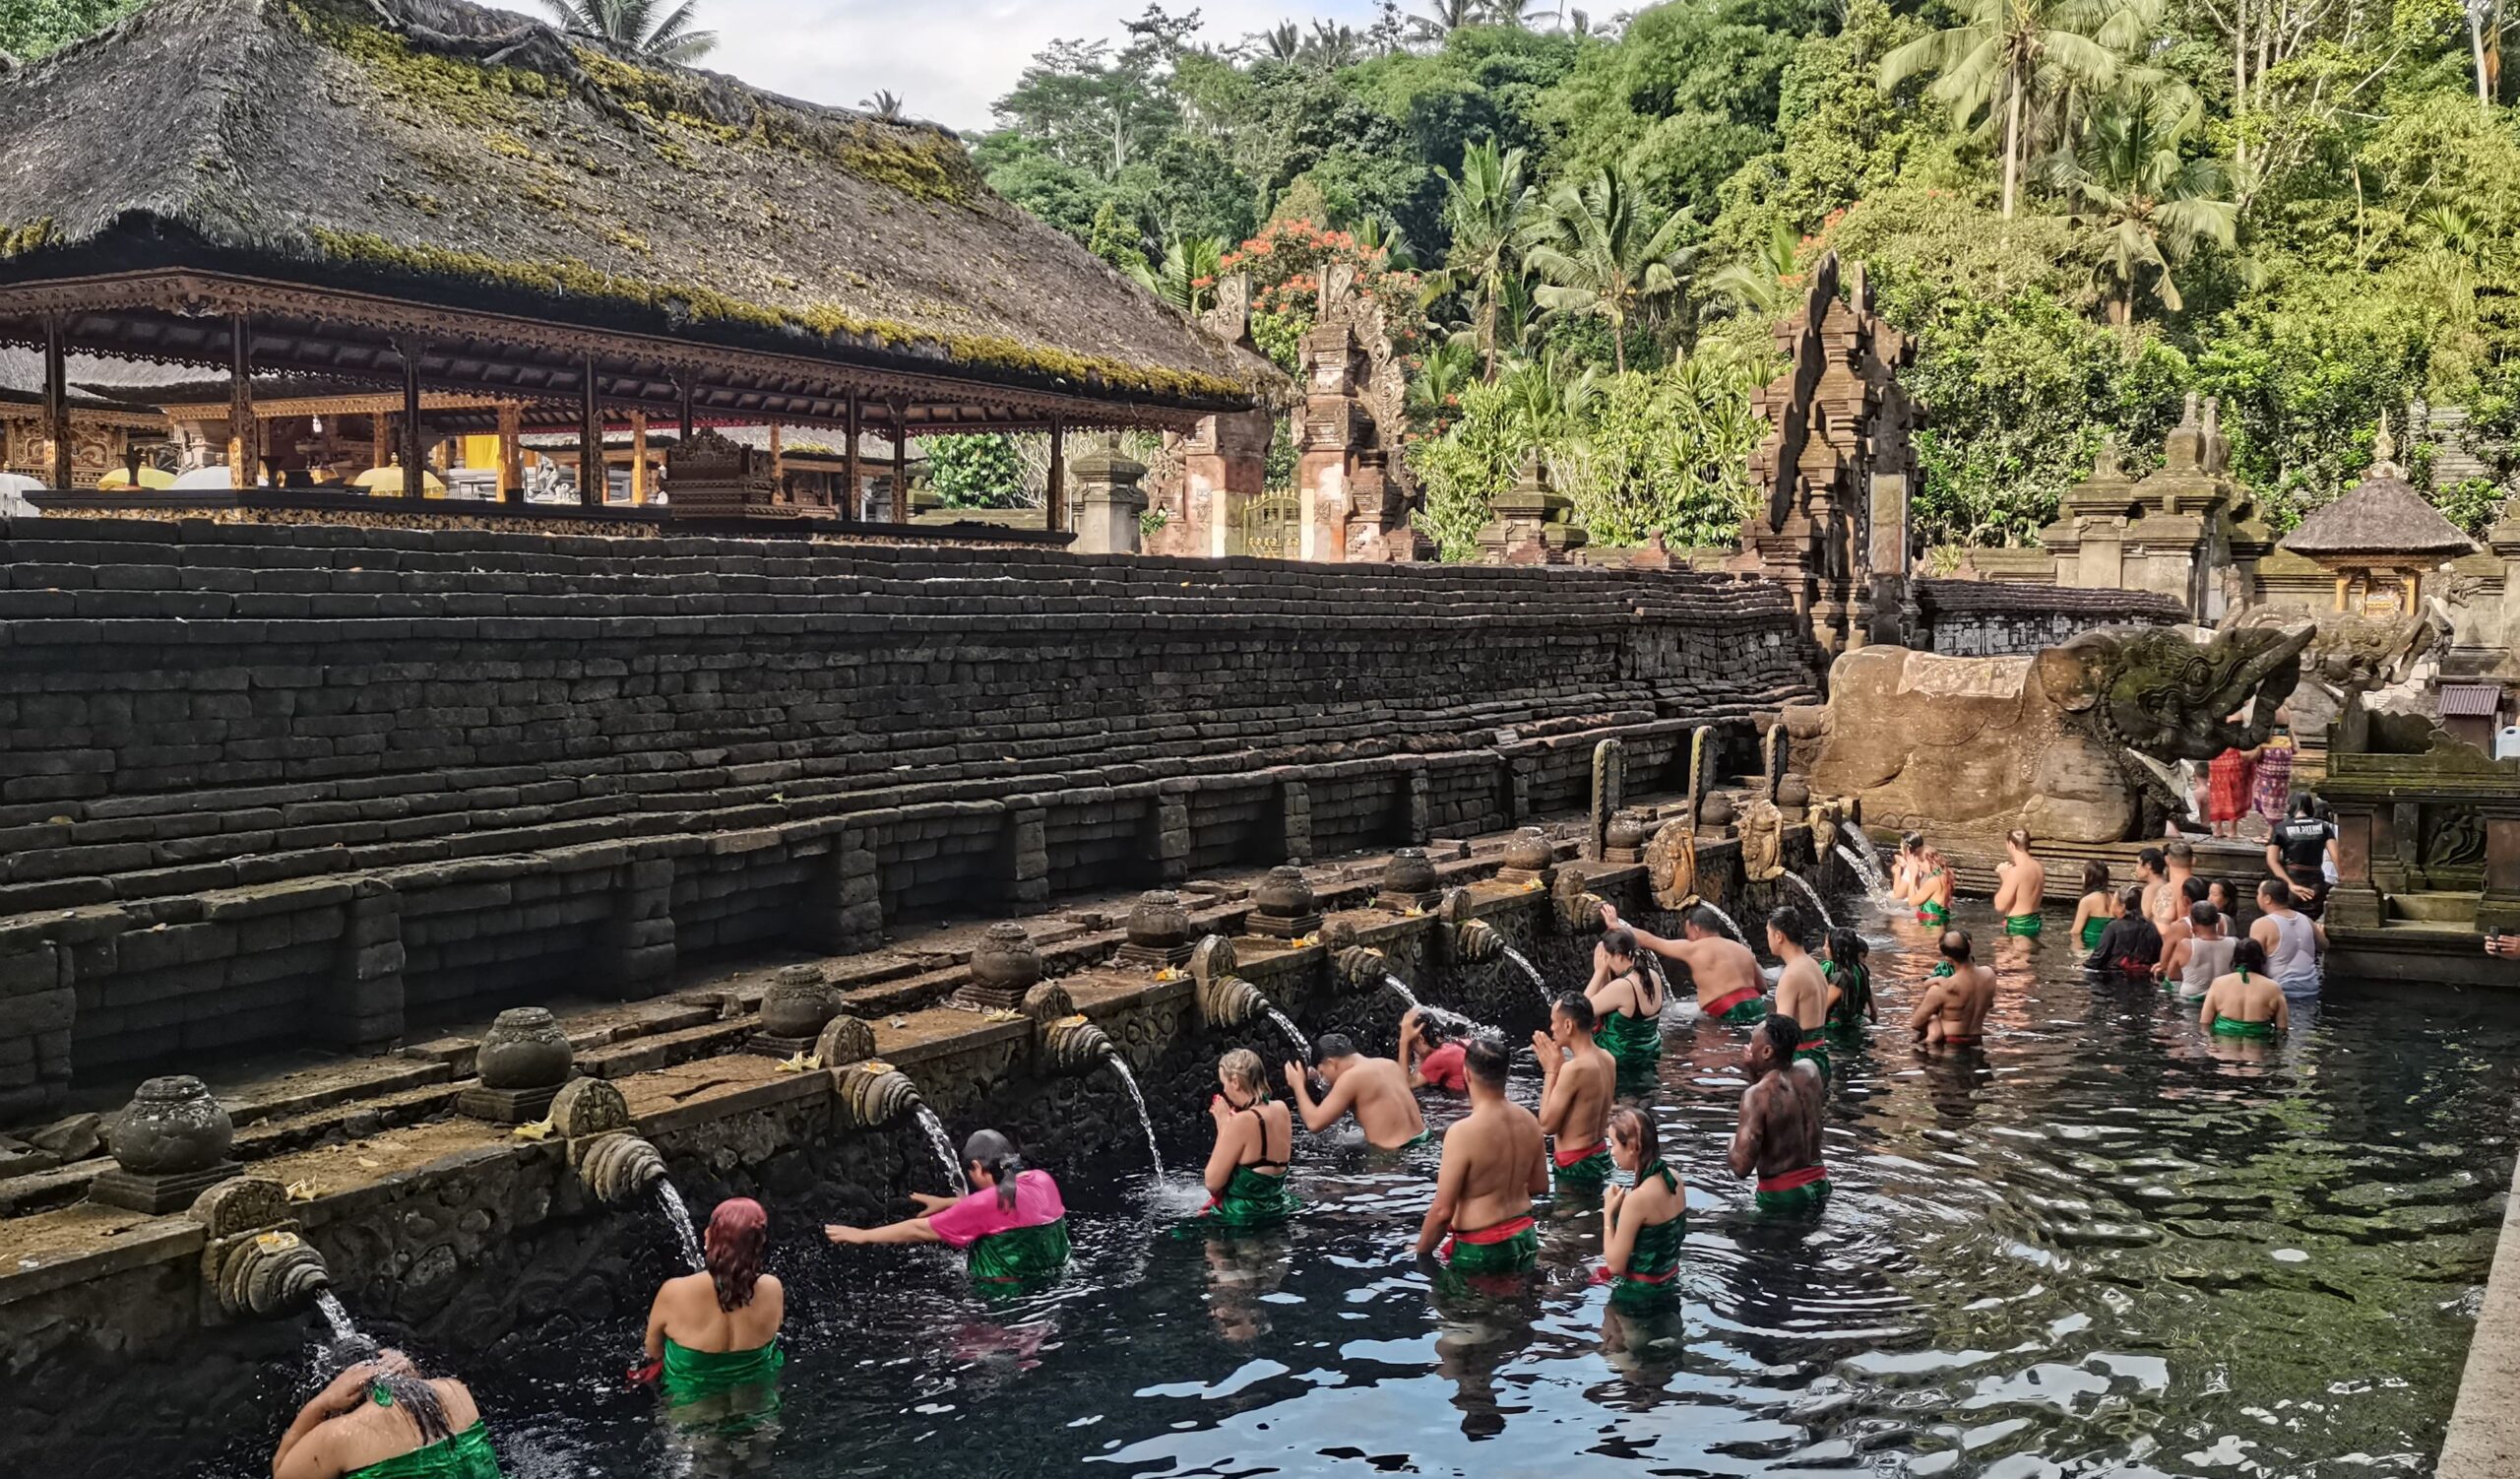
left=2426, top=405, right=2495, bottom=489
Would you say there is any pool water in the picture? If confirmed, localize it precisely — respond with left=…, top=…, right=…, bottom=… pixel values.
left=202, top=897, right=2520, bottom=1477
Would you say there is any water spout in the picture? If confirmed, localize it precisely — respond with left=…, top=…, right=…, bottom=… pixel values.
left=1697, top=901, right=1747, bottom=943
left=314, top=1290, right=359, bottom=1346
left=1836, top=844, right=1886, bottom=898
left=1383, top=975, right=1420, bottom=1012
left=654, top=1180, right=703, bottom=1271
left=1102, top=1049, right=1164, bottom=1178
left=1262, top=1005, right=1310, bottom=1062
left=1781, top=871, right=1836, bottom=931
left=913, top=1103, right=968, bottom=1195
left=1499, top=945, right=1551, bottom=1011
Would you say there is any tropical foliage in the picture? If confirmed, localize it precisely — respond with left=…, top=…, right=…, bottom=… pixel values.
left=537, top=0, right=716, bottom=62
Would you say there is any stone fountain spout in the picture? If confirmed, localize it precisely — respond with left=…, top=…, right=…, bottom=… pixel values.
left=549, top=1077, right=665, bottom=1203
left=1436, top=887, right=1503, bottom=964
left=1550, top=868, right=1606, bottom=933
left=833, top=1061, right=926, bottom=1129
left=1332, top=944, right=1390, bottom=995
left=1041, top=1014, right=1116, bottom=1074
left=192, top=1178, right=332, bottom=1321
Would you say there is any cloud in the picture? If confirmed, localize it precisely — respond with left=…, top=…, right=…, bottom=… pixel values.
left=690, top=0, right=1387, bottom=134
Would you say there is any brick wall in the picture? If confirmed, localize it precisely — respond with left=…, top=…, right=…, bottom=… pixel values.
left=0, top=517, right=1818, bottom=1111
left=1916, top=578, right=2188, bottom=656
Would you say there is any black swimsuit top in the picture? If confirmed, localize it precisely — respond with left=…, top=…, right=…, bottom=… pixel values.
left=1610, top=966, right=1664, bottom=1019
left=1235, top=1101, right=1290, bottom=1173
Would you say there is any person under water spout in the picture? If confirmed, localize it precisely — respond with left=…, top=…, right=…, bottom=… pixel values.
left=632, top=1196, right=786, bottom=1426
left=272, top=1347, right=499, bottom=1479
left=1731, top=1014, right=1829, bottom=1217
left=1201, top=1048, right=1296, bottom=1226
left=1600, top=902, right=1766, bottom=1026
left=1912, top=930, right=1998, bottom=1049
left=1909, top=833, right=1953, bottom=929
left=825, top=1127, right=1071, bottom=1284
left=1533, top=994, right=1616, bottom=1194
left=1401, top=1007, right=1469, bottom=1095
left=1583, top=927, right=1669, bottom=1071
left=1415, top=1036, right=1547, bottom=1277
left=1285, top=1031, right=1427, bottom=1149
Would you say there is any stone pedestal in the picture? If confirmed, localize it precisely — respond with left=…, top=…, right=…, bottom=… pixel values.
left=1070, top=439, right=1148, bottom=556
left=92, top=1161, right=243, bottom=1215
left=1476, top=454, right=1588, bottom=563
left=1247, top=866, right=1321, bottom=939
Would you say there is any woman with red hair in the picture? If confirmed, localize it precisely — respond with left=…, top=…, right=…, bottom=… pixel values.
left=634, top=1196, right=786, bottom=1422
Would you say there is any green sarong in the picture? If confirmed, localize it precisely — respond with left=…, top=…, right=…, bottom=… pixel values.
left=1605, top=1164, right=1683, bottom=1310
left=1822, top=959, right=1871, bottom=1041
left=2080, top=915, right=2109, bottom=951
left=967, top=1217, right=1071, bottom=1283
left=1442, top=1216, right=1539, bottom=1274
left=1706, top=985, right=1769, bottom=1025
left=1753, top=1167, right=1831, bottom=1218
left=1552, top=1142, right=1615, bottom=1191
left=1917, top=900, right=1949, bottom=928
left=2211, top=1014, right=2276, bottom=1039
left=1792, top=1036, right=1832, bottom=1086
left=1202, top=1165, right=1296, bottom=1227
left=1595, top=1006, right=1663, bottom=1070
left=660, top=1337, right=784, bottom=1434
left=344, top=1424, right=502, bottom=1479
left=2004, top=914, right=2044, bottom=937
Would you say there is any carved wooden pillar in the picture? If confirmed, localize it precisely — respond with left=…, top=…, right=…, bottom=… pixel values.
left=496, top=402, right=523, bottom=502
left=630, top=412, right=649, bottom=504
left=42, top=315, right=70, bottom=492
left=890, top=403, right=908, bottom=523
left=398, top=338, right=424, bottom=499
left=229, top=314, right=260, bottom=490
left=844, top=392, right=862, bottom=521
left=577, top=354, right=602, bottom=507
left=370, top=408, right=390, bottom=476
left=1046, top=419, right=1067, bottom=532
left=676, top=371, right=696, bottom=442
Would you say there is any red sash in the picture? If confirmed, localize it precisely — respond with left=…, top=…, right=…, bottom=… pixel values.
left=1703, top=985, right=1760, bottom=1018
left=1438, top=1213, right=1537, bottom=1258
left=1756, top=1165, right=1828, bottom=1193
left=1939, top=1035, right=1982, bottom=1047
left=1552, top=1140, right=1606, bottom=1169
left=1590, top=1262, right=1676, bottom=1286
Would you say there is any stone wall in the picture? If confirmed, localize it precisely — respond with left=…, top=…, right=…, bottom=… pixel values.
left=0, top=518, right=1818, bottom=1112
left=1914, top=578, right=2188, bottom=657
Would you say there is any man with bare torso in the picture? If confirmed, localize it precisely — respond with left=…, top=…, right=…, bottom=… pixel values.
left=1415, top=1037, right=1548, bottom=1274
left=1992, top=829, right=2048, bottom=938
left=2135, top=847, right=2170, bottom=930
left=2151, top=843, right=2197, bottom=930
left=1910, top=930, right=1997, bottom=1048
left=1765, top=907, right=1833, bottom=1085
left=1604, top=902, right=1767, bottom=1025
left=1533, top=994, right=1617, bottom=1193
left=1731, top=1014, right=1830, bottom=1215
left=1285, top=1032, right=1428, bottom=1150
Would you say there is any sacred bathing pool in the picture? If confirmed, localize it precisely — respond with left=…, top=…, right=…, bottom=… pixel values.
left=5, top=0, right=2520, bottom=1473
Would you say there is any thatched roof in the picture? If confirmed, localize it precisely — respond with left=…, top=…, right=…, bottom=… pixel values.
left=2281, top=464, right=2478, bottom=558
left=0, top=0, right=1269, bottom=415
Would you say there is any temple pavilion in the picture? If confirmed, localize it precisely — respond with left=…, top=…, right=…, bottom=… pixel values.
left=0, top=0, right=1270, bottom=525
left=2275, top=419, right=2481, bottom=617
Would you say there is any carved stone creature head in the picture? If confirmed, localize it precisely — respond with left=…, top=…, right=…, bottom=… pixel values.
left=2035, top=622, right=2312, bottom=762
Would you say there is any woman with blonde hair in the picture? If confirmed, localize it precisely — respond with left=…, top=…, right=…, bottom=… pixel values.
left=1202, top=1047, right=1295, bottom=1226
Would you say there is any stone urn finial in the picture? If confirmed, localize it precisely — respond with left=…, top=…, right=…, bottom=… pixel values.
left=1605, top=808, right=1650, bottom=864
left=956, top=923, right=1043, bottom=1010
left=1247, top=866, right=1321, bottom=939
left=1377, top=848, right=1440, bottom=912
left=1497, top=826, right=1555, bottom=887
left=460, top=1006, right=574, bottom=1125
left=1117, top=890, right=1195, bottom=969
left=92, top=1075, right=242, bottom=1213
left=756, top=963, right=839, bottom=1057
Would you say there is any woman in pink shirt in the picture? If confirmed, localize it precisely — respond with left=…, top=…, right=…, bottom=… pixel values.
left=824, top=1128, right=1071, bottom=1283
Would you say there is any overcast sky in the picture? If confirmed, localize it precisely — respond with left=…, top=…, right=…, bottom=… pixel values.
left=693, top=0, right=1386, bottom=134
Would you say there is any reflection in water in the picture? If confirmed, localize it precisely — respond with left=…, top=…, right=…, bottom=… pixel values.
left=183, top=897, right=2518, bottom=1479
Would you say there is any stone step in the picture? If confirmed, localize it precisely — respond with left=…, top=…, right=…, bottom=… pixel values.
left=2389, top=891, right=2480, bottom=924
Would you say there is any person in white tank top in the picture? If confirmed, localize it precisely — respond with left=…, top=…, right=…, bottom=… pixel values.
left=2253, top=877, right=2326, bottom=996
left=2164, top=901, right=2237, bottom=1000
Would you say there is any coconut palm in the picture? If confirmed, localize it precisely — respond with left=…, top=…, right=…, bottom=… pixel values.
left=1701, top=219, right=1800, bottom=319
left=540, top=0, right=716, bottom=62
left=1438, top=141, right=1536, bottom=380
left=1407, top=0, right=1483, bottom=43
left=1878, top=0, right=2163, bottom=220
left=1524, top=166, right=1693, bottom=375
left=1128, top=235, right=1225, bottom=316
left=860, top=90, right=906, bottom=120
left=2046, top=89, right=2235, bottom=323
left=1405, top=337, right=1480, bottom=425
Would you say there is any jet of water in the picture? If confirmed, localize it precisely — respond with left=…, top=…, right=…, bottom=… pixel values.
left=1695, top=901, right=1746, bottom=943
left=1383, top=975, right=1420, bottom=1012
left=1102, top=1050, right=1165, bottom=1179
left=1263, top=1005, right=1310, bottom=1062
left=1836, top=844, right=1886, bottom=898
left=313, top=1290, right=359, bottom=1345
left=654, top=1180, right=705, bottom=1271
left=914, top=1103, right=969, bottom=1195
left=1781, top=871, right=1836, bottom=932
left=1499, top=945, right=1552, bottom=1010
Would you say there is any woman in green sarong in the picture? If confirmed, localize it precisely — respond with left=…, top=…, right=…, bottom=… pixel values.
left=2070, top=862, right=2117, bottom=953
left=1585, top=928, right=1668, bottom=1073
left=1821, top=928, right=1874, bottom=1042
left=636, top=1196, right=785, bottom=1435
left=1596, top=1107, right=1685, bottom=1311
left=827, top=1128, right=1072, bottom=1285
left=1201, top=1048, right=1296, bottom=1227
left=273, top=1348, right=500, bottom=1479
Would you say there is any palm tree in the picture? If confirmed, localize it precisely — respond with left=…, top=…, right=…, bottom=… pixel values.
left=540, top=0, right=717, bottom=62
left=1127, top=235, right=1225, bottom=316
left=1407, top=0, right=1482, bottom=44
left=1256, top=21, right=1302, bottom=61
left=1439, top=141, right=1535, bottom=380
left=1405, top=337, right=1480, bottom=425
left=1701, top=219, right=1800, bottom=319
left=859, top=90, right=906, bottom=121
left=1878, top=0, right=2162, bottom=220
left=2046, top=89, right=2235, bottom=323
left=1524, top=166, right=1692, bottom=375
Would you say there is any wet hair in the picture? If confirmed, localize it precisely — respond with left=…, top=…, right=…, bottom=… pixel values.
left=1767, top=905, right=1810, bottom=950
left=2260, top=876, right=2295, bottom=908
left=1412, top=1012, right=1455, bottom=1047
left=2137, top=846, right=2166, bottom=877
left=2081, top=861, right=2110, bottom=896
left=1219, top=1048, right=1269, bottom=1099
left=317, top=1345, right=456, bottom=1448
left=1553, top=993, right=1597, bottom=1033
left=1825, top=927, right=1867, bottom=969
left=1602, top=926, right=1640, bottom=961
left=964, top=1128, right=1025, bottom=1211
left=1463, top=1034, right=1511, bottom=1090
left=1312, top=1033, right=1356, bottom=1062
left=1939, top=930, right=1973, bottom=963
left=2117, top=884, right=2146, bottom=914
left=1758, top=1013, right=1800, bottom=1062
left=2233, top=937, right=2269, bottom=973
left=2181, top=875, right=2210, bottom=905
left=2207, top=878, right=2236, bottom=911
left=2188, top=899, right=2220, bottom=930
left=1608, top=1105, right=1660, bottom=1170
left=2007, top=828, right=2033, bottom=852
left=1684, top=905, right=1725, bottom=936
left=1900, top=830, right=1925, bottom=854
left=706, top=1196, right=769, bottom=1313
left=2166, top=842, right=2195, bottom=867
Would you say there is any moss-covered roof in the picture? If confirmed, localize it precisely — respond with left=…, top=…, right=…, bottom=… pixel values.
left=2281, top=465, right=2478, bottom=558
left=0, top=0, right=1270, bottom=413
